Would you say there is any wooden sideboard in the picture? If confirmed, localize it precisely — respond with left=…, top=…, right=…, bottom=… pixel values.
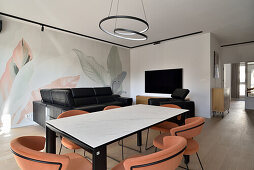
left=212, top=88, right=230, bottom=118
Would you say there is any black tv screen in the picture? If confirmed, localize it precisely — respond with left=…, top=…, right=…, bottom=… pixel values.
left=145, top=68, right=183, bottom=94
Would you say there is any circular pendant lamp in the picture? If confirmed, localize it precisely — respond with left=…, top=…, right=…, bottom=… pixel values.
left=99, top=0, right=149, bottom=41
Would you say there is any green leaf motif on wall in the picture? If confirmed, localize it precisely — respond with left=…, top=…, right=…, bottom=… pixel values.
left=73, top=46, right=126, bottom=95
left=107, top=46, right=122, bottom=81
left=73, top=49, right=109, bottom=86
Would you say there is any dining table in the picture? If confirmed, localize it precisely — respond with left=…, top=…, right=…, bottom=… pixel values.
left=46, top=104, right=188, bottom=170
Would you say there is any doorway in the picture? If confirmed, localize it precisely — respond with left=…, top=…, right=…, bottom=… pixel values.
left=224, top=62, right=254, bottom=107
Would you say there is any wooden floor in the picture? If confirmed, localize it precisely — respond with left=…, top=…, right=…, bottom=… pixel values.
left=0, top=101, right=254, bottom=170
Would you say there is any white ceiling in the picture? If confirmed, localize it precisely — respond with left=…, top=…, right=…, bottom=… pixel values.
left=0, top=0, right=254, bottom=48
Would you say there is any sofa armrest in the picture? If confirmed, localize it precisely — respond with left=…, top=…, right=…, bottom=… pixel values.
left=116, top=97, right=133, bottom=106
left=33, top=101, right=47, bottom=127
left=46, top=104, right=73, bottom=119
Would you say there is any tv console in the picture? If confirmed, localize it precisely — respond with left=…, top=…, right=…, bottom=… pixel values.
left=136, top=95, right=190, bottom=105
left=136, top=95, right=168, bottom=105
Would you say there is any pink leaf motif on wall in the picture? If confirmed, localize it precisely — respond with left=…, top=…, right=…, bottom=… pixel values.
left=0, top=39, right=33, bottom=100
left=16, top=75, right=80, bottom=124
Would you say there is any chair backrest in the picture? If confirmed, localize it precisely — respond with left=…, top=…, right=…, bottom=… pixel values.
left=10, top=136, right=70, bottom=170
left=160, top=104, right=181, bottom=109
left=103, top=105, right=121, bottom=110
left=57, top=110, right=89, bottom=119
left=123, top=136, right=187, bottom=170
left=170, top=117, right=205, bottom=139
left=161, top=104, right=182, bottom=120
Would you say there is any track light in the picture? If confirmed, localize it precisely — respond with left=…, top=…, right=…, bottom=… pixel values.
left=41, top=25, right=44, bottom=32
left=153, top=41, right=160, bottom=45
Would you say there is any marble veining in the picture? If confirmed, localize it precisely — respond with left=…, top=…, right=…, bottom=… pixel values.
left=47, top=104, right=188, bottom=148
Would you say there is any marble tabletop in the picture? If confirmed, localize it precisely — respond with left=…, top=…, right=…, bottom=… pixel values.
left=46, top=104, right=188, bottom=148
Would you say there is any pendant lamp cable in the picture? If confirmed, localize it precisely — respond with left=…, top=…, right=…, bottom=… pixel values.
left=108, top=0, right=114, bottom=16
left=114, top=0, right=120, bottom=29
left=141, top=0, right=147, bottom=22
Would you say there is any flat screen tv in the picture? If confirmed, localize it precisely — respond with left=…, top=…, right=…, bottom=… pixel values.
left=145, top=68, right=183, bottom=94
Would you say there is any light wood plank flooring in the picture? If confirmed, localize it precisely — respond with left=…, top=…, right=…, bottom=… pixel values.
left=0, top=101, right=253, bottom=170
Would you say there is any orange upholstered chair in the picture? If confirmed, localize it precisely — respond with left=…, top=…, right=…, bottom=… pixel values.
left=104, top=105, right=121, bottom=110
left=145, top=104, right=182, bottom=150
left=153, top=117, right=205, bottom=170
left=57, top=110, right=89, bottom=155
left=112, top=136, right=187, bottom=170
left=10, top=136, right=92, bottom=170
left=161, top=104, right=182, bottom=121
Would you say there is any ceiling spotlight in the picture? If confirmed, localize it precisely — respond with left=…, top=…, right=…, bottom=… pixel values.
left=41, top=25, right=44, bottom=32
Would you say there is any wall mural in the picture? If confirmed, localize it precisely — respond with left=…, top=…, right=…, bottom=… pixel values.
left=0, top=39, right=33, bottom=102
left=73, top=46, right=126, bottom=95
left=0, top=39, right=127, bottom=128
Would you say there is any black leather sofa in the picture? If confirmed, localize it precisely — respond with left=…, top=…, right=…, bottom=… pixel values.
left=33, top=87, right=132, bottom=127
left=148, top=89, right=195, bottom=124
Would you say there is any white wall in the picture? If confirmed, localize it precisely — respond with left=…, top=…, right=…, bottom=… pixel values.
left=210, top=34, right=223, bottom=88
left=221, top=43, right=254, bottom=64
left=130, top=33, right=211, bottom=118
left=224, top=64, right=232, bottom=89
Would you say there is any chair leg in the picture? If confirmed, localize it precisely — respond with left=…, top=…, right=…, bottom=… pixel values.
left=179, top=165, right=188, bottom=170
left=121, top=140, right=124, bottom=160
left=145, top=128, right=154, bottom=150
left=184, top=155, right=190, bottom=164
left=196, top=152, right=204, bottom=170
left=118, top=139, right=141, bottom=153
left=185, top=163, right=189, bottom=170
left=74, top=149, right=75, bottom=153
left=155, top=147, right=157, bottom=152
left=59, top=144, right=63, bottom=155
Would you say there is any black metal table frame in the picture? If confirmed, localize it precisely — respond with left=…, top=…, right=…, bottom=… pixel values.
left=45, top=111, right=187, bottom=170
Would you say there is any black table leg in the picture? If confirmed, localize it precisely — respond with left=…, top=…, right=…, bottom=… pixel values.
left=46, top=126, right=56, bottom=154
left=93, top=145, right=107, bottom=170
left=137, top=131, right=142, bottom=146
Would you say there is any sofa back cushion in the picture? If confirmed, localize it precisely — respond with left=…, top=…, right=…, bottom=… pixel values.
left=96, top=96, right=116, bottom=104
left=94, top=87, right=112, bottom=96
left=71, top=88, right=95, bottom=98
left=40, top=89, right=52, bottom=103
left=51, top=89, right=74, bottom=107
left=70, top=88, right=97, bottom=106
left=41, top=87, right=116, bottom=106
left=171, top=89, right=190, bottom=100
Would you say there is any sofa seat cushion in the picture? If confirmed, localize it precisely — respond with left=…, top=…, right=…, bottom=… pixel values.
left=96, top=96, right=116, bottom=104
left=73, top=97, right=97, bottom=107
left=103, top=101, right=124, bottom=107
left=74, top=104, right=106, bottom=112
